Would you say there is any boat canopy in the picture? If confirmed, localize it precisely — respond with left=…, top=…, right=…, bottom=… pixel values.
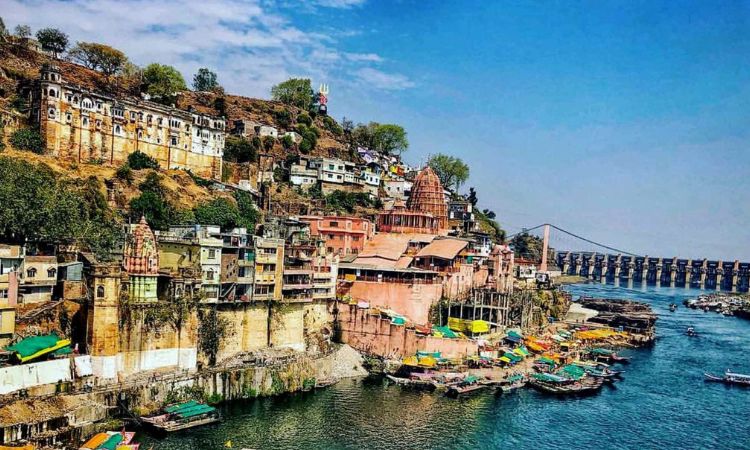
left=165, top=401, right=216, bottom=419
left=532, top=373, right=568, bottom=383
left=590, top=348, right=615, bottom=355
left=558, top=365, right=586, bottom=380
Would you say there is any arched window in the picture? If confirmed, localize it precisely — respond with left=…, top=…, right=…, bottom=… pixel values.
left=26, top=267, right=37, bottom=278
left=72, top=95, right=79, bottom=104
left=48, top=89, right=56, bottom=98
left=82, top=98, right=93, bottom=109
left=175, top=287, right=183, bottom=298
left=47, top=268, right=57, bottom=278
left=96, top=285, right=105, bottom=298
left=48, top=107, right=56, bottom=119
left=114, top=125, right=122, bottom=135
left=207, top=269, right=215, bottom=281
left=82, top=117, right=89, bottom=127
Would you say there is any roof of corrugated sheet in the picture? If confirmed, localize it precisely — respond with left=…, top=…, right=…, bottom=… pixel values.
left=416, top=238, right=468, bottom=260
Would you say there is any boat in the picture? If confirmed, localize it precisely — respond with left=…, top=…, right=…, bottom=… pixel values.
left=385, top=374, right=436, bottom=390
left=528, top=373, right=603, bottom=395
left=589, top=348, right=630, bottom=363
left=669, top=303, right=677, bottom=312
left=141, top=401, right=221, bottom=433
left=446, top=375, right=488, bottom=397
left=80, top=431, right=137, bottom=450
left=686, top=327, right=698, bottom=337
left=704, top=370, right=750, bottom=386
left=499, top=374, right=526, bottom=393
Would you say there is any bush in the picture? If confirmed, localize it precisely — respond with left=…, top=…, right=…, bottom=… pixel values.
left=262, top=135, right=275, bottom=151
left=322, top=116, right=343, bottom=136
left=297, top=113, right=312, bottom=126
left=273, top=109, right=292, bottom=129
left=223, top=136, right=257, bottom=163
left=115, top=164, right=133, bottom=183
left=234, top=191, right=260, bottom=231
left=193, top=198, right=242, bottom=231
left=9, top=128, right=44, bottom=154
left=325, top=190, right=377, bottom=213
left=127, top=151, right=159, bottom=170
left=281, top=134, right=294, bottom=150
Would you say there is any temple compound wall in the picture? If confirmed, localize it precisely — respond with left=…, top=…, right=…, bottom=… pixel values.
left=30, top=64, right=225, bottom=179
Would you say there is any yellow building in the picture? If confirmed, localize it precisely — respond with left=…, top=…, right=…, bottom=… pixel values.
left=31, top=64, right=226, bottom=180
left=157, top=225, right=223, bottom=303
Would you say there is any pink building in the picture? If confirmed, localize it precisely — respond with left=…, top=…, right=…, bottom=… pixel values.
left=299, top=216, right=374, bottom=256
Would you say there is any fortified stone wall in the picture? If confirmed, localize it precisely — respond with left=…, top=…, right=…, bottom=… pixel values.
left=346, top=281, right=442, bottom=325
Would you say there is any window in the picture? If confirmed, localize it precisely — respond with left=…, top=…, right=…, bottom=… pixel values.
left=170, top=136, right=178, bottom=146
left=47, top=268, right=57, bottom=278
left=97, top=285, right=105, bottom=298
left=96, top=101, right=102, bottom=111
left=113, top=108, right=124, bottom=119
left=114, top=125, right=122, bottom=135
left=82, top=117, right=89, bottom=127
left=328, top=164, right=334, bottom=170
left=208, top=249, right=216, bottom=259
left=48, top=107, right=56, bottom=119
left=48, top=88, right=56, bottom=98
left=27, top=267, right=37, bottom=277
left=206, top=269, right=215, bottom=281
left=329, top=221, right=339, bottom=227
left=130, top=112, right=136, bottom=120
left=81, top=98, right=93, bottom=109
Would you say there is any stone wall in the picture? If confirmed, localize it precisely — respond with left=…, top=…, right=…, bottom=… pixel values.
left=346, top=280, right=442, bottom=325
left=332, top=302, right=478, bottom=359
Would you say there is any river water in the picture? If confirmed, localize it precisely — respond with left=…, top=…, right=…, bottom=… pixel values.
left=141, top=283, right=750, bottom=449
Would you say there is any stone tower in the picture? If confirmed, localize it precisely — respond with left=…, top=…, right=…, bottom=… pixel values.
left=407, top=166, right=448, bottom=230
left=123, top=216, right=159, bottom=301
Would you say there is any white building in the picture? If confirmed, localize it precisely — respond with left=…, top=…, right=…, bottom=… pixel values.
left=258, top=125, right=278, bottom=138
left=284, top=131, right=302, bottom=144
left=310, top=157, right=346, bottom=184
left=383, top=178, right=412, bottom=200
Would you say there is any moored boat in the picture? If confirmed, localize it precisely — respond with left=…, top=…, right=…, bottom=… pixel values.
left=141, top=401, right=220, bottom=433
left=446, top=375, right=488, bottom=397
left=79, top=431, right=137, bottom=450
left=529, top=373, right=603, bottom=395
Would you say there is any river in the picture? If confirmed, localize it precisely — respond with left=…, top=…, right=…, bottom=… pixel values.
left=141, top=283, right=750, bottom=449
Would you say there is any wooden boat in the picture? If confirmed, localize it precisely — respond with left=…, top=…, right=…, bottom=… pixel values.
left=529, top=375, right=603, bottom=395
left=80, top=431, right=137, bottom=450
left=704, top=371, right=750, bottom=386
left=686, top=327, right=698, bottom=337
left=385, top=374, right=436, bottom=389
left=446, top=382, right=488, bottom=397
left=315, top=378, right=339, bottom=389
left=498, top=374, right=526, bottom=393
left=142, top=401, right=220, bottom=433
left=669, top=303, right=678, bottom=312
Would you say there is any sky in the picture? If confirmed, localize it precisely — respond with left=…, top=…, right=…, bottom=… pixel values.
left=4, top=0, right=750, bottom=260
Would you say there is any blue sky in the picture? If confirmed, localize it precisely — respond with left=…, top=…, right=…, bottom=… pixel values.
left=5, top=1, right=750, bottom=260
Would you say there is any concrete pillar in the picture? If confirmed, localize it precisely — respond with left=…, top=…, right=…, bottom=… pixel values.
left=716, top=260, right=723, bottom=292
left=655, top=258, right=663, bottom=288
left=731, top=260, right=739, bottom=293
left=700, top=259, right=707, bottom=289
left=614, top=255, right=621, bottom=278
left=670, top=257, right=677, bottom=288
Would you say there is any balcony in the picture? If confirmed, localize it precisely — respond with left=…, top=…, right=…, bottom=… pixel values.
left=256, top=254, right=278, bottom=264
left=282, top=294, right=312, bottom=303
left=284, top=268, right=313, bottom=275
left=254, top=274, right=276, bottom=284
left=282, top=283, right=313, bottom=290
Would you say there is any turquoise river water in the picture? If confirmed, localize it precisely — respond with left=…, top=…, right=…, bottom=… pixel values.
left=141, top=283, right=750, bottom=449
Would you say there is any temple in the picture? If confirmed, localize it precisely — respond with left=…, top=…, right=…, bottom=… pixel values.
left=377, top=167, right=448, bottom=234
left=122, top=216, right=159, bottom=302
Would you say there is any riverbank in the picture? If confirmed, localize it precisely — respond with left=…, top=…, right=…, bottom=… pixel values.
left=0, top=344, right=367, bottom=449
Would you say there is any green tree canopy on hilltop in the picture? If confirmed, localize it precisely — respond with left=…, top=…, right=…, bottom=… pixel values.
left=427, top=153, right=469, bottom=191
left=352, top=122, right=408, bottom=155
left=69, top=42, right=128, bottom=76
left=36, top=28, right=68, bottom=57
left=193, top=67, right=221, bottom=92
left=143, top=63, right=187, bottom=104
left=271, top=78, right=314, bottom=111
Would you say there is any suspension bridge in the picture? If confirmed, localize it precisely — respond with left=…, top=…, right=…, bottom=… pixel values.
left=508, top=224, right=750, bottom=293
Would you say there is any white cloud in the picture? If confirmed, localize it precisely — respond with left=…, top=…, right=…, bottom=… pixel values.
left=2, top=0, right=408, bottom=98
left=312, top=0, right=367, bottom=8
left=355, top=67, right=415, bottom=90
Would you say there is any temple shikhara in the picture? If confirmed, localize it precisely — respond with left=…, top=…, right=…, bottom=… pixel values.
left=378, top=166, right=449, bottom=234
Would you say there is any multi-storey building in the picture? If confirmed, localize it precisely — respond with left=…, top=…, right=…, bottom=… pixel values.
left=213, top=227, right=255, bottom=302
left=252, top=236, right=284, bottom=302
left=30, top=64, right=226, bottom=179
left=156, top=225, right=223, bottom=303
left=299, top=215, right=374, bottom=256
left=309, top=157, right=346, bottom=184
left=19, top=254, right=58, bottom=304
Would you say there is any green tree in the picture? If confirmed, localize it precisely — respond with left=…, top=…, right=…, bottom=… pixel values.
left=213, top=96, right=227, bottom=117
left=322, top=116, right=343, bottom=136
left=468, top=187, right=478, bottom=207
left=352, top=122, right=408, bottom=155
left=192, top=67, right=220, bottom=92
left=0, top=17, right=7, bottom=40
left=14, top=25, right=31, bottom=41
left=9, top=128, right=44, bottom=154
left=281, top=134, right=294, bottom=150
left=271, top=78, right=314, bottom=110
left=0, top=157, right=123, bottom=258
left=273, top=109, right=292, bottom=129
left=35, top=28, right=68, bottom=58
left=262, top=135, right=275, bottom=151
left=223, top=136, right=257, bottom=163
left=142, top=63, right=187, bottom=104
left=130, top=191, right=170, bottom=230
left=68, top=42, right=127, bottom=76
left=127, top=150, right=159, bottom=170
left=193, top=198, right=242, bottom=231
left=510, top=232, right=543, bottom=261
left=234, top=190, right=260, bottom=231
left=427, top=153, right=470, bottom=191
left=296, top=124, right=318, bottom=154
left=115, top=164, right=134, bottom=183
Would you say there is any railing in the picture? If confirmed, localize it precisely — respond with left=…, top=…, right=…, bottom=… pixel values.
left=340, top=275, right=437, bottom=285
